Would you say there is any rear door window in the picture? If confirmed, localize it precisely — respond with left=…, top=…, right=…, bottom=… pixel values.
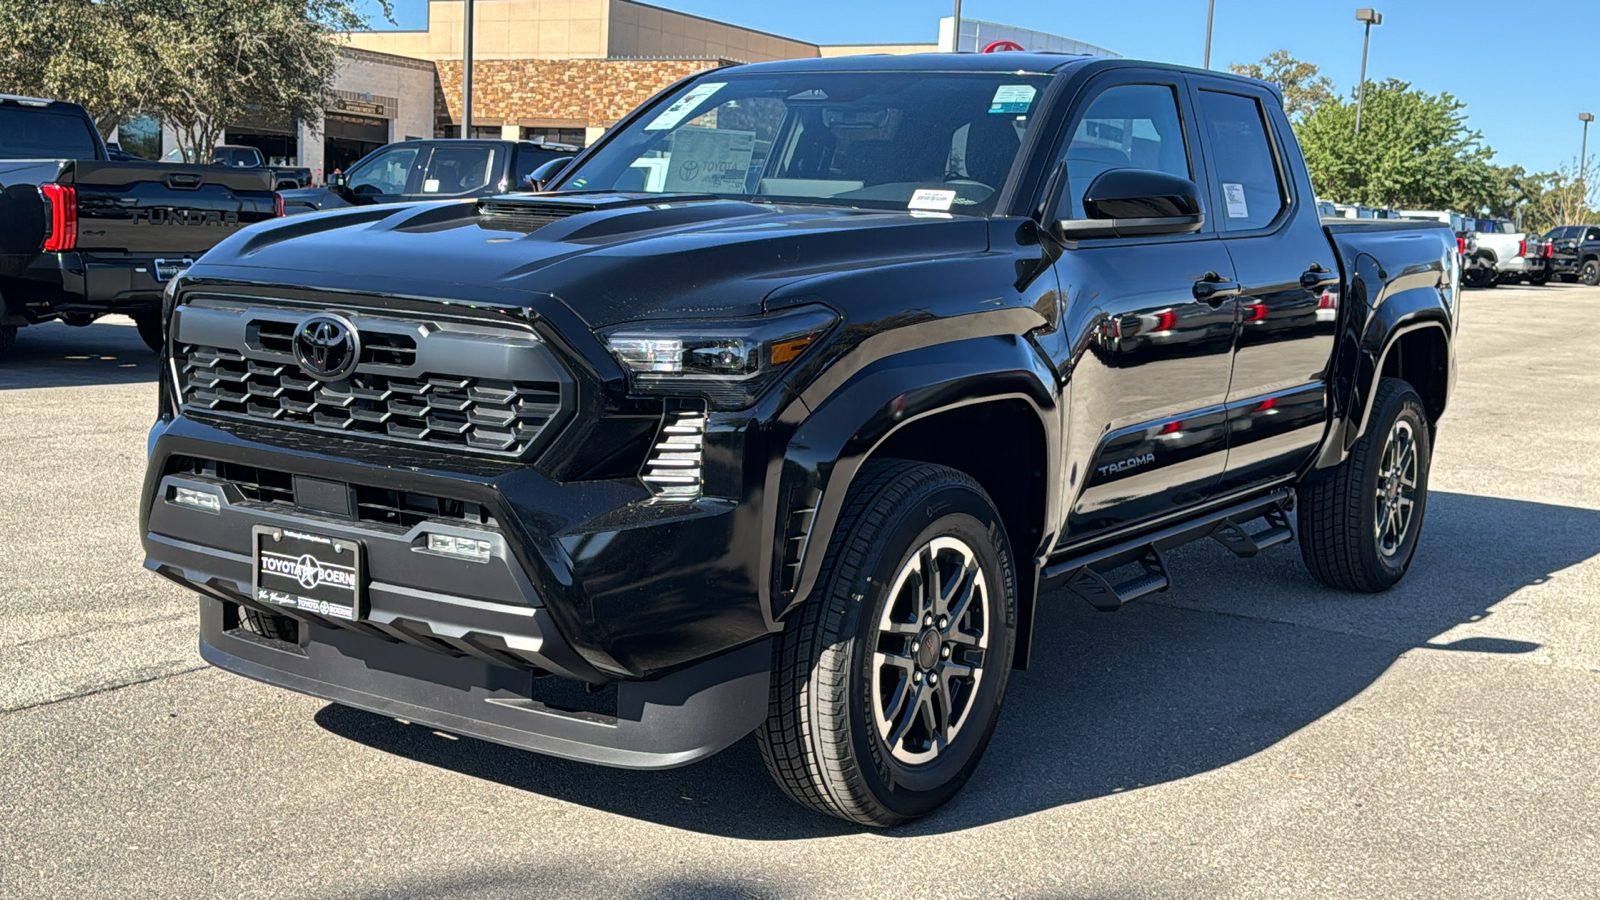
left=1196, top=89, right=1288, bottom=232
left=416, top=145, right=501, bottom=196
left=1586, top=227, right=1600, bottom=242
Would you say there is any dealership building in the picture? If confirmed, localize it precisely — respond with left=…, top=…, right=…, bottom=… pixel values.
left=151, top=0, right=1115, bottom=180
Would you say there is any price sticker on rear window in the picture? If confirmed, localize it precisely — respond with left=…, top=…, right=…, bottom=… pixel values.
left=909, top=188, right=957, bottom=211
left=646, top=82, right=726, bottom=131
left=989, top=84, right=1038, bottom=115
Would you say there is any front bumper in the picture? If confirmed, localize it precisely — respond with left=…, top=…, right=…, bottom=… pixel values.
left=142, top=413, right=778, bottom=767
left=197, top=597, right=771, bottom=769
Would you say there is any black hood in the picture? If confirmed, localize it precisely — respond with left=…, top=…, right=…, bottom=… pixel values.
left=192, top=192, right=991, bottom=328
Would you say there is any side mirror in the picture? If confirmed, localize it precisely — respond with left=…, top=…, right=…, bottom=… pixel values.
left=329, top=173, right=347, bottom=189
left=1055, top=169, right=1204, bottom=240
left=523, top=157, right=574, bottom=192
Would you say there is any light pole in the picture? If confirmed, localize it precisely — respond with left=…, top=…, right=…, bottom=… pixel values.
left=1580, top=112, right=1594, bottom=220
left=1354, top=8, right=1383, bottom=140
left=1204, top=0, right=1216, bottom=69
left=461, top=0, right=475, bottom=138
left=952, top=0, right=962, bottom=51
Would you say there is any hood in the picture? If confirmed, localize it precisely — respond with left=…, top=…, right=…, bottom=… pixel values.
left=194, top=192, right=991, bottom=328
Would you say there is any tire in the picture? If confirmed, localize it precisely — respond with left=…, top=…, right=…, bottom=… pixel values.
left=243, top=608, right=298, bottom=642
left=1529, top=270, right=1550, bottom=286
left=758, top=459, right=1017, bottom=826
left=1560, top=273, right=1580, bottom=284
left=1297, top=377, right=1431, bottom=592
left=131, top=312, right=164, bottom=353
left=1583, top=259, right=1600, bottom=286
left=1463, top=267, right=1496, bottom=289
left=0, top=325, right=14, bottom=362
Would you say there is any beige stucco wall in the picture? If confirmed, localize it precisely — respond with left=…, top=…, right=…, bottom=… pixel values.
left=345, top=0, right=610, bottom=60
left=344, top=0, right=818, bottom=63
left=817, top=43, right=939, bottom=58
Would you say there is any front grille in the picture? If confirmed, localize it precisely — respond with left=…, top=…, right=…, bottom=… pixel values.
left=169, top=456, right=498, bottom=529
left=173, top=301, right=571, bottom=458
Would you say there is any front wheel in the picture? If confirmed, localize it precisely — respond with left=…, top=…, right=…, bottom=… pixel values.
left=1297, top=378, right=1432, bottom=592
left=131, top=312, right=164, bottom=353
left=1583, top=260, right=1600, bottom=286
left=758, top=460, right=1016, bottom=826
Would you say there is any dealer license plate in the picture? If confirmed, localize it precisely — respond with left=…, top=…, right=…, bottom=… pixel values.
left=252, top=526, right=365, bottom=621
left=152, top=258, right=193, bottom=282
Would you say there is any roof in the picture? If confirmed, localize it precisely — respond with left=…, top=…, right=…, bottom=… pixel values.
left=729, top=51, right=1096, bottom=75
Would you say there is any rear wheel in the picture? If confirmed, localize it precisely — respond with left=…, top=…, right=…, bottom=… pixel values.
left=0, top=325, right=15, bottom=362
left=1297, top=378, right=1431, bottom=592
left=758, top=460, right=1016, bottom=826
left=1463, top=267, right=1496, bottom=288
left=1529, top=269, right=1550, bottom=286
left=1560, top=273, right=1580, bottom=284
left=131, top=312, right=164, bottom=353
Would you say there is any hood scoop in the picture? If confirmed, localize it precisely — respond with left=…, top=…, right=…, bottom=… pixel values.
left=477, top=191, right=717, bottom=228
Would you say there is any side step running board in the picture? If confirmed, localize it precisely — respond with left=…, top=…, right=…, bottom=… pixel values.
left=1041, top=488, right=1297, bottom=613
left=1063, top=546, right=1168, bottom=612
left=1208, top=506, right=1294, bottom=558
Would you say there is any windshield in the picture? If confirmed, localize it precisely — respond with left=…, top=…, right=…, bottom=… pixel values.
left=557, top=71, right=1052, bottom=216
left=212, top=147, right=262, bottom=167
left=0, top=108, right=99, bottom=160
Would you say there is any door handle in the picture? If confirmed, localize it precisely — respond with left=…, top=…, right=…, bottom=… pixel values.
left=1192, top=277, right=1240, bottom=305
left=1300, top=267, right=1336, bottom=290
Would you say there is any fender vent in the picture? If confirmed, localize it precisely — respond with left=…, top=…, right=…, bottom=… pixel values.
left=641, top=401, right=706, bottom=500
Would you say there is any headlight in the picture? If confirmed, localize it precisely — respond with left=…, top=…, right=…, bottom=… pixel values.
left=602, top=305, right=837, bottom=410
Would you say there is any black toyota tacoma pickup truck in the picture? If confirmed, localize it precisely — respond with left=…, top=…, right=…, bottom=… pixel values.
left=141, top=54, right=1458, bottom=826
left=0, top=95, right=281, bottom=358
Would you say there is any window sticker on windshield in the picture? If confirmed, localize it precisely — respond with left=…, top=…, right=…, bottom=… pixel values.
left=989, top=84, right=1038, bottom=115
left=423, top=178, right=440, bottom=193
left=645, top=82, right=727, bottom=131
left=1223, top=183, right=1249, bottom=218
left=663, top=127, right=756, bottom=193
left=909, top=188, right=957, bottom=211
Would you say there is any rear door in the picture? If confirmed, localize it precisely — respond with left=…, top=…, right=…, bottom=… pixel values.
left=1188, top=79, right=1338, bottom=492
left=1044, top=71, right=1240, bottom=538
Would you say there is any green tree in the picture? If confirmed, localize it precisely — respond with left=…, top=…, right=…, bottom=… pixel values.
left=1297, top=79, right=1496, bottom=210
left=1228, top=50, right=1337, bottom=121
left=134, top=0, right=391, bottom=159
left=0, top=1, right=148, bottom=135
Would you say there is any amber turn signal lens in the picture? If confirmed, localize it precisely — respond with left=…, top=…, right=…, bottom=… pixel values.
left=769, top=335, right=815, bottom=366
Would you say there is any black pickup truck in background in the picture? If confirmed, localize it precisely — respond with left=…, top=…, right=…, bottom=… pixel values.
left=142, top=55, right=1458, bottom=826
left=0, top=94, right=280, bottom=359
left=276, top=138, right=574, bottom=214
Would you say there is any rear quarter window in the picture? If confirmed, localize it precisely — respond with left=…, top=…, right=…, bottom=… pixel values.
left=0, top=107, right=99, bottom=160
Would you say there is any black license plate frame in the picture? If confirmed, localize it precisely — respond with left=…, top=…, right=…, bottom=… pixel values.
left=251, top=525, right=365, bottom=621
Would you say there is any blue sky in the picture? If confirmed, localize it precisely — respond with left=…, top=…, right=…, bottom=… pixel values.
left=361, top=0, right=1577, bottom=176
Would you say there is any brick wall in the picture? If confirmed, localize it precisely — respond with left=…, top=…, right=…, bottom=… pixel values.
left=434, top=58, right=725, bottom=130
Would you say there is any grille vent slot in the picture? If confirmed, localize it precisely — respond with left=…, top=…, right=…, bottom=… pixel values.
left=640, top=401, right=706, bottom=500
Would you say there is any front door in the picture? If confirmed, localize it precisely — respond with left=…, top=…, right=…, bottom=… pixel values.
left=1045, top=75, right=1240, bottom=539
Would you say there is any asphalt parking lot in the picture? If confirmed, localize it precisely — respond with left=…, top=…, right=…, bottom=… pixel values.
left=2, top=286, right=1598, bottom=899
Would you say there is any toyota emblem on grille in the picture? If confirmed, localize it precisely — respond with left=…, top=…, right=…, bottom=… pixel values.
left=293, top=315, right=360, bottom=380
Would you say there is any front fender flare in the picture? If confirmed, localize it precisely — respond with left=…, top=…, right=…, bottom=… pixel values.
left=765, top=334, right=1058, bottom=625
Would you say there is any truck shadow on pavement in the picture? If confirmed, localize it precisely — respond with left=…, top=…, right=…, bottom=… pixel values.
left=0, top=320, right=158, bottom=390
left=317, top=490, right=1598, bottom=838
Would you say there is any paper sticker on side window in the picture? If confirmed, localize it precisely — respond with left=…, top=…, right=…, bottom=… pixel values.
left=989, top=85, right=1038, bottom=115
left=646, top=82, right=727, bottom=131
left=1223, top=183, right=1250, bottom=218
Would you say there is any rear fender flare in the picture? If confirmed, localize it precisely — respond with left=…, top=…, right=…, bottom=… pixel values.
left=1317, top=286, right=1452, bottom=468
left=766, top=335, right=1059, bottom=626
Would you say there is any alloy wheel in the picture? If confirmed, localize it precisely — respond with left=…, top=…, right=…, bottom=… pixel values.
left=1374, top=418, right=1419, bottom=558
left=871, top=536, right=990, bottom=765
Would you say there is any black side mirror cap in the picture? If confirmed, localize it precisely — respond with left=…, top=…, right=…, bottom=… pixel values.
left=1055, top=168, right=1205, bottom=240
left=524, top=157, right=575, bottom=192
